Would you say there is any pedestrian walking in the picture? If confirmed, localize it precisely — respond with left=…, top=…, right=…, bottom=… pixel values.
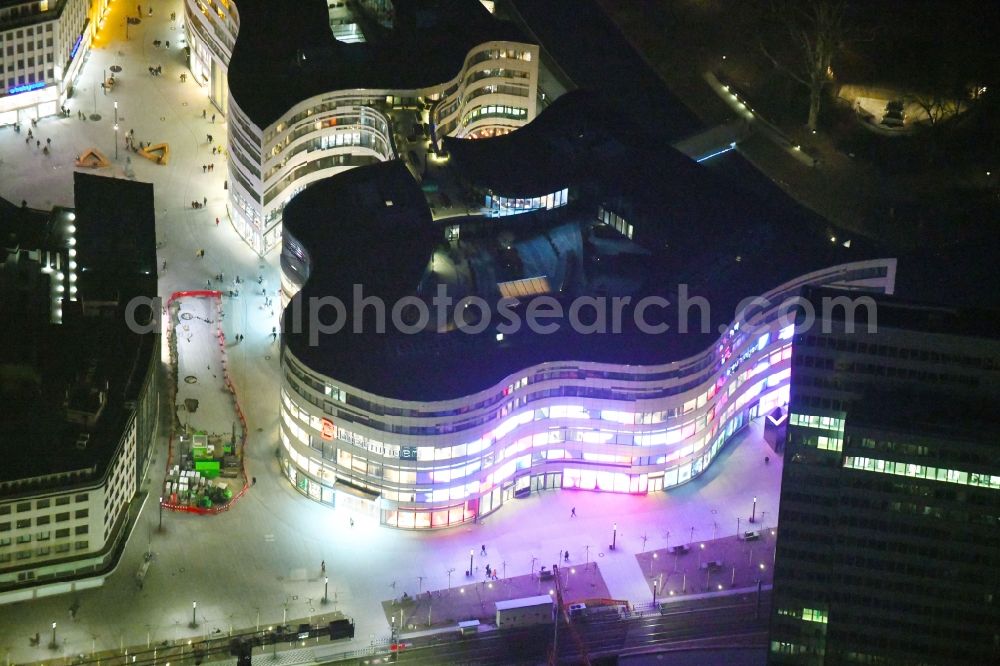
left=350, top=518, right=354, bottom=527
left=252, top=477, right=257, bottom=485
left=46, top=138, right=51, bottom=146
left=202, top=109, right=207, bottom=119
left=571, top=507, right=576, bottom=517
left=211, top=113, right=216, bottom=123
left=203, top=196, right=207, bottom=206
left=209, top=164, right=214, bottom=172
left=215, top=217, right=220, bottom=226
left=36, top=140, right=40, bottom=148
left=165, top=41, right=170, bottom=48
left=321, top=560, right=326, bottom=574
left=481, top=544, right=487, bottom=556
left=202, top=165, right=207, bottom=173
left=137, top=4, right=141, bottom=16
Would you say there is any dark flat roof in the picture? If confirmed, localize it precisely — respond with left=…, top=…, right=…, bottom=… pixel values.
left=0, top=174, right=157, bottom=489
left=801, top=285, right=1000, bottom=341
left=504, top=0, right=702, bottom=142
left=283, top=92, right=888, bottom=402
left=228, top=0, right=528, bottom=128
left=444, top=89, right=681, bottom=198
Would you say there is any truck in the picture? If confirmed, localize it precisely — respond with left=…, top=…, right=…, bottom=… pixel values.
left=495, top=595, right=555, bottom=629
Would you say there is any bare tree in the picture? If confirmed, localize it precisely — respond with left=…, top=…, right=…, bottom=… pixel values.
left=906, top=91, right=966, bottom=126
left=760, top=0, right=847, bottom=131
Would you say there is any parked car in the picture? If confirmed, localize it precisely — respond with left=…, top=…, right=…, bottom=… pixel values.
left=881, top=100, right=905, bottom=127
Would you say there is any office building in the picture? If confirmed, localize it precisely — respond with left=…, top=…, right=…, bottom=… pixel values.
left=0, top=0, right=110, bottom=125
left=0, top=173, right=160, bottom=601
left=769, top=287, right=1000, bottom=665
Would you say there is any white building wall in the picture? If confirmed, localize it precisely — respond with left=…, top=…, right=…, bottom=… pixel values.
left=0, top=0, right=93, bottom=124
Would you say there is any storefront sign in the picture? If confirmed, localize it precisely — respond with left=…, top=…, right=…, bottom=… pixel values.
left=8, top=81, right=46, bottom=96
left=70, top=33, right=83, bottom=60
left=320, top=418, right=335, bottom=441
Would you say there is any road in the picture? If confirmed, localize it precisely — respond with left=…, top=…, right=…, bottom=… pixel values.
left=331, top=591, right=771, bottom=665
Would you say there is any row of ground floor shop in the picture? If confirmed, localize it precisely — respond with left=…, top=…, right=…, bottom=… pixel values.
left=279, top=408, right=773, bottom=530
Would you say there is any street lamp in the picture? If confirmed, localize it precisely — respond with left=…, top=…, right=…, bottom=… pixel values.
left=158, top=496, right=163, bottom=531
left=469, top=549, right=474, bottom=577
left=652, top=580, right=658, bottom=604
left=323, top=576, right=329, bottom=604
left=751, top=496, right=758, bottom=523
left=51, top=622, right=57, bottom=649
left=190, top=601, right=197, bottom=628
left=611, top=522, right=617, bottom=550
left=113, top=100, right=119, bottom=160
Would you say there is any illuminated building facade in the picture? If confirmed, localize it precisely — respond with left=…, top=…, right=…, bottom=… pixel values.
left=0, top=0, right=105, bottom=125
left=275, top=94, right=899, bottom=528
left=186, top=0, right=538, bottom=254
left=280, top=261, right=896, bottom=530
left=183, top=0, right=239, bottom=116
left=769, top=288, right=1000, bottom=665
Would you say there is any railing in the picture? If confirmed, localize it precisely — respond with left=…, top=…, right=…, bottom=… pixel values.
left=161, top=290, right=250, bottom=515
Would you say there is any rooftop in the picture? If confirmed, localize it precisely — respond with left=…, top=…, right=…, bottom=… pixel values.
left=283, top=90, right=888, bottom=402
left=0, top=174, right=157, bottom=491
left=227, top=0, right=529, bottom=129
left=800, top=285, right=1000, bottom=341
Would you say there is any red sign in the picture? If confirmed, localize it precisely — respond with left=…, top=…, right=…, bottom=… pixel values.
left=321, top=418, right=335, bottom=441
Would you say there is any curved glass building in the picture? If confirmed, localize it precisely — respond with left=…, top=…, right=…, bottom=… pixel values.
left=186, top=0, right=539, bottom=254
left=276, top=92, right=898, bottom=528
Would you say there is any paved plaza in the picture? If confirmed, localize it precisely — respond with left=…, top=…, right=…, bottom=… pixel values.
left=0, top=1, right=784, bottom=662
